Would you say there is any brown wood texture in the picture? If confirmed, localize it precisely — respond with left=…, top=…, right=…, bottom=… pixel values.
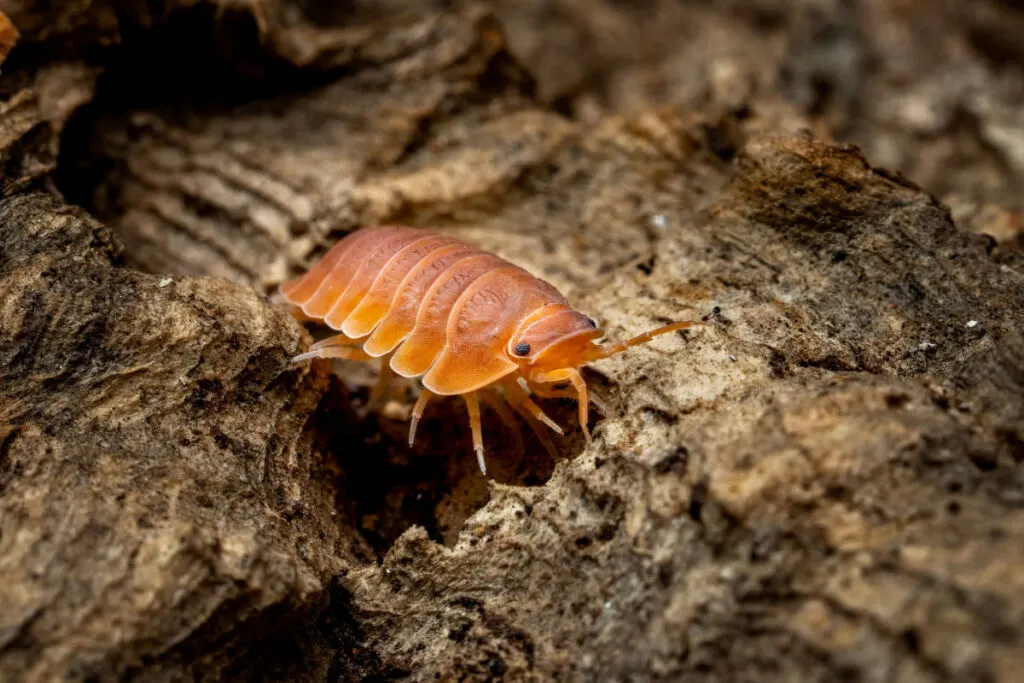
left=1, top=1, right=1022, bottom=681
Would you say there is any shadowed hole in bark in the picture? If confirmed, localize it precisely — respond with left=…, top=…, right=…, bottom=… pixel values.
left=311, top=354, right=588, bottom=552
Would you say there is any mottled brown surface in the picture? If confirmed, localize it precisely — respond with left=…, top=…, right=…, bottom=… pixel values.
left=0, top=193, right=374, bottom=681
left=349, top=131, right=1024, bottom=681
left=490, top=0, right=1024, bottom=218
left=1, top=1, right=1023, bottom=682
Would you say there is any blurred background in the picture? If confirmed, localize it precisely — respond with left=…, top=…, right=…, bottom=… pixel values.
left=487, top=0, right=1024, bottom=230
left=27, top=0, right=1022, bottom=261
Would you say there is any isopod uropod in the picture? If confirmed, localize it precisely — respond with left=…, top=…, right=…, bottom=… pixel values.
left=280, top=226, right=697, bottom=474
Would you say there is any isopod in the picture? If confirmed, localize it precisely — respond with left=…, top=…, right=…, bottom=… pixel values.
left=280, top=226, right=697, bottom=474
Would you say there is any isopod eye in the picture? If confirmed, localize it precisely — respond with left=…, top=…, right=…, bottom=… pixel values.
left=585, top=316, right=597, bottom=328
left=514, top=342, right=531, bottom=356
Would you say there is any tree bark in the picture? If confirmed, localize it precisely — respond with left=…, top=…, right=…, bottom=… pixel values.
left=0, top=1, right=1022, bottom=682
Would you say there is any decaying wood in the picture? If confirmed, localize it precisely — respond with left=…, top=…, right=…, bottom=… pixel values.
left=0, top=193, right=374, bottom=681
left=1, top=1, right=1022, bottom=682
left=87, top=8, right=548, bottom=289
left=0, top=2, right=98, bottom=199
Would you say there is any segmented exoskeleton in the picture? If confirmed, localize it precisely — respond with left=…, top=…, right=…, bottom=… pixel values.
left=281, top=226, right=696, bottom=473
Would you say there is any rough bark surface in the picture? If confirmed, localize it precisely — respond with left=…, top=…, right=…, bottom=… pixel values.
left=0, top=192, right=374, bottom=682
left=1, top=1, right=1023, bottom=682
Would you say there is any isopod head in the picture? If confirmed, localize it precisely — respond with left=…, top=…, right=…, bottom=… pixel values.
left=508, top=307, right=603, bottom=380
left=507, top=304, right=704, bottom=441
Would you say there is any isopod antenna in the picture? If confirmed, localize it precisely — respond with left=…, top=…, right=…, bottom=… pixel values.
left=589, top=321, right=704, bottom=361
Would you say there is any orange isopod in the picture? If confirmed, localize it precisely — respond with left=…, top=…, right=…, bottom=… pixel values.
left=280, top=226, right=697, bottom=474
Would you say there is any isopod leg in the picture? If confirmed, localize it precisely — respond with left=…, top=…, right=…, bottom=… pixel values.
left=293, top=334, right=372, bottom=363
left=367, top=355, right=396, bottom=411
left=505, top=394, right=559, bottom=460
left=571, top=372, right=591, bottom=442
left=530, top=382, right=607, bottom=414
left=463, top=391, right=487, bottom=474
left=532, top=368, right=591, bottom=440
left=408, top=388, right=434, bottom=447
left=501, top=377, right=564, bottom=436
left=481, top=390, right=525, bottom=455
left=308, top=333, right=359, bottom=352
left=293, top=345, right=374, bottom=363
